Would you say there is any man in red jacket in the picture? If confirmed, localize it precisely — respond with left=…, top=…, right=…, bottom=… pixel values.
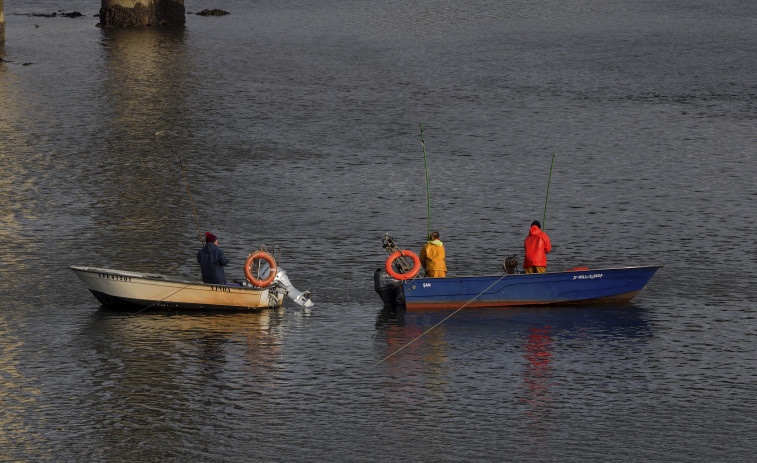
left=523, top=220, right=551, bottom=273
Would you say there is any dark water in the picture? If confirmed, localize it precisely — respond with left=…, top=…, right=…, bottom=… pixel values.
left=1, top=0, right=755, bottom=461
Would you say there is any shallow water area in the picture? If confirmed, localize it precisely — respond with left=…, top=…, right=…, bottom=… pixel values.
left=1, top=0, right=756, bottom=461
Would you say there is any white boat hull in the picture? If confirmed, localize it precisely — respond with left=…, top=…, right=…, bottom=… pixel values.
left=69, top=266, right=280, bottom=311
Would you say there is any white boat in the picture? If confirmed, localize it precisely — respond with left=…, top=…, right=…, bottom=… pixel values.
left=69, top=263, right=313, bottom=311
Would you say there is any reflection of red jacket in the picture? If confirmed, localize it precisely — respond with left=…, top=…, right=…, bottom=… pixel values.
left=523, top=225, right=551, bottom=268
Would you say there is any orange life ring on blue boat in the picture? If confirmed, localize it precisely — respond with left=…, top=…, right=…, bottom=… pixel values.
left=385, top=250, right=421, bottom=280
left=244, top=251, right=277, bottom=287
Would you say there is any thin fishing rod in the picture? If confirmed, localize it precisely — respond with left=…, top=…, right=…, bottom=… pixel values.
left=420, top=123, right=431, bottom=239
left=180, top=158, right=203, bottom=245
left=542, top=152, right=557, bottom=230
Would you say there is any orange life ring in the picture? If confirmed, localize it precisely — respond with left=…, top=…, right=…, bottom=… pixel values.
left=244, top=251, right=277, bottom=287
left=385, top=250, right=421, bottom=280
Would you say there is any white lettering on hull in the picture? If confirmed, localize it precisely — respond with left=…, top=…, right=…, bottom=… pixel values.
left=97, top=273, right=132, bottom=282
left=572, top=273, right=603, bottom=280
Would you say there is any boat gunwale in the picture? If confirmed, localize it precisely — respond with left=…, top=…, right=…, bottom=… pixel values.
left=400, top=265, right=663, bottom=283
left=68, top=265, right=258, bottom=290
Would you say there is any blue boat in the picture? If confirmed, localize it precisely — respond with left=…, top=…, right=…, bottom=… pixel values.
left=374, top=235, right=661, bottom=311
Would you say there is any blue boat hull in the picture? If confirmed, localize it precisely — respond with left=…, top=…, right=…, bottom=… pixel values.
left=395, top=266, right=661, bottom=311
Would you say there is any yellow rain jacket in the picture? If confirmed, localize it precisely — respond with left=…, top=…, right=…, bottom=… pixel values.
left=420, top=239, right=447, bottom=278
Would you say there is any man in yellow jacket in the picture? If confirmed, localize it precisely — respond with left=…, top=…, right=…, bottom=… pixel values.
left=420, top=231, right=447, bottom=278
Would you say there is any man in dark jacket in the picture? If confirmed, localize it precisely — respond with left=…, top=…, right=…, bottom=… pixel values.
left=197, top=231, right=229, bottom=284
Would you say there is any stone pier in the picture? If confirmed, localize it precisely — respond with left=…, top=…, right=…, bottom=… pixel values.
left=1, top=0, right=5, bottom=44
left=99, top=0, right=185, bottom=27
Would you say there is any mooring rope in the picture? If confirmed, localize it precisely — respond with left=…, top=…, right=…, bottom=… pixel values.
left=374, top=273, right=509, bottom=366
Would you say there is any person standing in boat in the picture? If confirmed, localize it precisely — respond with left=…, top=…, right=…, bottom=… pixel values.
left=523, top=220, right=551, bottom=274
left=420, top=231, right=447, bottom=278
left=197, top=231, right=230, bottom=284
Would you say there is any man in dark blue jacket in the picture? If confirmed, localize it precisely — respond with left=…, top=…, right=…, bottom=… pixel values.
left=197, top=232, right=229, bottom=284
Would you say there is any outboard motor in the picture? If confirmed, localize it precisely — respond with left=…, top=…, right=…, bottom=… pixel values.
left=374, top=267, right=402, bottom=307
left=273, top=268, right=314, bottom=307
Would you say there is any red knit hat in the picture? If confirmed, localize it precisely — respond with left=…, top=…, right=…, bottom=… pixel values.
left=205, top=232, right=217, bottom=243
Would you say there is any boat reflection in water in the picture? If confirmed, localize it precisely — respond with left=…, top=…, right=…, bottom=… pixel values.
left=376, top=304, right=652, bottom=370
left=522, top=325, right=553, bottom=443
left=375, top=304, right=652, bottom=452
left=79, top=308, right=288, bottom=398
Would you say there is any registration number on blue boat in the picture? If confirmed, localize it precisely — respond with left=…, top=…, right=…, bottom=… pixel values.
left=573, top=273, right=603, bottom=280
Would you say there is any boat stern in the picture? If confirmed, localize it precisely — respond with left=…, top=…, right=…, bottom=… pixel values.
left=374, top=267, right=404, bottom=308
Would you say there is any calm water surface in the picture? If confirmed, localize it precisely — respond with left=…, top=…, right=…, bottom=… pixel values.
left=1, top=0, right=755, bottom=461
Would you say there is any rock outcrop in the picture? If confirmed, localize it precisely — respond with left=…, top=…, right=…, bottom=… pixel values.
left=99, top=0, right=185, bottom=27
left=1, top=0, right=5, bottom=44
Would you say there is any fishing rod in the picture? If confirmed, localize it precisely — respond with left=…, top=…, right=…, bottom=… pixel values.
left=420, top=123, right=431, bottom=239
left=180, top=157, right=204, bottom=245
left=542, top=152, right=557, bottom=230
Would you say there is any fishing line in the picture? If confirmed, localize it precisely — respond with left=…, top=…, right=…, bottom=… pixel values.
left=130, top=159, right=201, bottom=314
left=131, top=282, right=195, bottom=315
left=542, top=152, right=557, bottom=230
left=180, top=157, right=204, bottom=245
left=420, top=123, right=431, bottom=239
left=374, top=273, right=509, bottom=366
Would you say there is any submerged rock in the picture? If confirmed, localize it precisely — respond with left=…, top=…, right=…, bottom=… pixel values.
left=29, top=11, right=84, bottom=18
left=196, top=9, right=229, bottom=16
